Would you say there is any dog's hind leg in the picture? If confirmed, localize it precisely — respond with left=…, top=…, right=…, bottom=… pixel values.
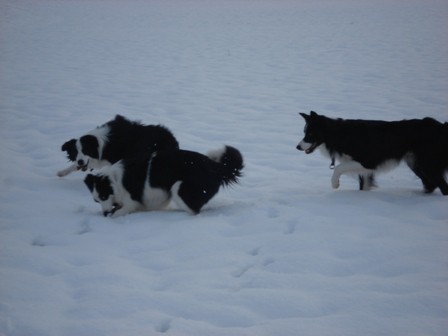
left=405, top=156, right=448, bottom=194
left=332, top=161, right=373, bottom=189
left=171, top=180, right=219, bottom=214
left=433, top=175, right=448, bottom=195
left=424, top=168, right=448, bottom=195
left=438, top=178, right=448, bottom=195
left=170, top=181, right=201, bottom=214
left=406, top=162, right=437, bottom=193
left=421, top=172, right=448, bottom=195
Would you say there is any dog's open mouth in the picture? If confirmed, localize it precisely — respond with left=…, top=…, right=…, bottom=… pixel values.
left=77, top=164, right=88, bottom=172
left=305, top=143, right=319, bottom=154
left=297, top=141, right=319, bottom=154
left=103, top=203, right=122, bottom=217
left=301, top=143, right=318, bottom=154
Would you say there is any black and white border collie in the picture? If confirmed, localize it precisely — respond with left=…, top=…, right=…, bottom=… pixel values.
left=84, top=146, right=244, bottom=217
left=58, top=115, right=179, bottom=177
left=297, top=111, right=448, bottom=195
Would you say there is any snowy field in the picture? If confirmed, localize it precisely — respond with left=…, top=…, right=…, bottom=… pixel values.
left=1, top=0, right=448, bottom=335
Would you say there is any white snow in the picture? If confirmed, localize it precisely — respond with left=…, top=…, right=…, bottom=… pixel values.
left=1, top=0, right=448, bottom=335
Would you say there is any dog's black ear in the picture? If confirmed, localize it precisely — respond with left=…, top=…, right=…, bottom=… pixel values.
left=310, top=111, right=318, bottom=117
left=80, top=135, right=99, bottom=158
left=61, top=139, right=76, bottom=152
left=299, top=112, right=310, bottom=121
left=84, top=174, right=96, bottom=192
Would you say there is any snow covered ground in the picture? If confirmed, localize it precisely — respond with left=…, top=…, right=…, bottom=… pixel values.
left=1, top=0, right=447, bottom=335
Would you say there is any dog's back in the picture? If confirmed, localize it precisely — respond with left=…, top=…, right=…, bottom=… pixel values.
left=101, top=115, right=179, bottom=163
left=320, top=117, right=419, bottom=169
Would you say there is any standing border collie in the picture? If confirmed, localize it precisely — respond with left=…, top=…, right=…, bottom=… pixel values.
left=84, top=146, right=244, bottom=217
left=58, top=115, right=179, bottom=177
left=297, top=111, right=448, bottom=195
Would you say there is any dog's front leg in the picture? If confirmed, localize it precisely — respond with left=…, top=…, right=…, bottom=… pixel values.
left=331, top=165, right=342, bottom=189
left=331, top=161, right=372, bottom=189
left=110, top=205, right=133, bottom=218
left=57, top=163, right=78, bottom=177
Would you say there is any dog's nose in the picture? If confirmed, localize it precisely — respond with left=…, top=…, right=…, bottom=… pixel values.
left=78, top=159, right=85, bottom=166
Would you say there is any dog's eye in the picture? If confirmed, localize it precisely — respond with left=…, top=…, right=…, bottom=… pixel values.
left=100, top=195, right=108, bottom=201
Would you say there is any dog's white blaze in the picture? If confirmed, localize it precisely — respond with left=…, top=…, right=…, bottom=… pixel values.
left=88, top=125, right=110, bottom=160
left=75, top=140, right=88, bottom=165
left=91, top=185, right=115, bottom=214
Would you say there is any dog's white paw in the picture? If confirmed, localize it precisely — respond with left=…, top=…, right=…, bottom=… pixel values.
left=110, top=207, right=130, bottom=218
left=331, top=176, right=340, bottom=189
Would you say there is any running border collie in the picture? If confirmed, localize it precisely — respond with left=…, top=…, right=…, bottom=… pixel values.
left=57, top=115, right=179, bottom=177
left=84, top=146, right=244, bottom=217
left=297, top=111, right=448, bottom=195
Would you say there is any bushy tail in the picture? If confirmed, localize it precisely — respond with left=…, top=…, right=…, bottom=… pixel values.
left=207, top=145, right=244, bottom=186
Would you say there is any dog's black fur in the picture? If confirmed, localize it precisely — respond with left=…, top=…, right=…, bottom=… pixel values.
left=297, top=111, right=448, bottom=195
left=84, top=146, right=244, bottom=217
left=58, top=115, right=179, bottom=176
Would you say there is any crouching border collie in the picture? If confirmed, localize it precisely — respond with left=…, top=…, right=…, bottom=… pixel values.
left=297, top=111, right=448, bottom=195
left=84, top=146, right=244, bottom=217
left=57, top=115, right=179, bottom=177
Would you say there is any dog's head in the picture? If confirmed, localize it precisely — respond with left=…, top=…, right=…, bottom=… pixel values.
left=296, top=111, right=325, bottom=154
left=84, top=173, right=122, bottom=217
left=61, top=135, right=100, bottom=171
